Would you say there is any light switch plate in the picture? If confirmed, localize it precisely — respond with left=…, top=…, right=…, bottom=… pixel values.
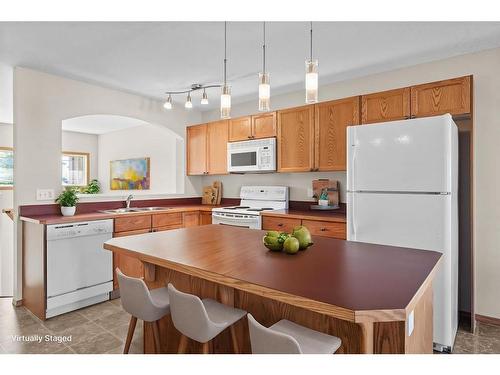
left=36, top=189, right=55, bottom=201
left=407, top=310, right=415, bottom=336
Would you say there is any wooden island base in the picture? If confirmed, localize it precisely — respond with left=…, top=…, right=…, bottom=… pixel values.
left=104, top=225, right=440, bottom=354
left=142, top=264, right=433, bottom=354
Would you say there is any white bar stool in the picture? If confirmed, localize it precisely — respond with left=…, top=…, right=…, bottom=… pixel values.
left=116, top=268, right=170, bottom=354
left=167, top=283, right=246, bottom=354
left=247, top=313, right=342, bottom=354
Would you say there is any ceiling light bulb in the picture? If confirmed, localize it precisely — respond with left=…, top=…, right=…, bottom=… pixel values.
left=185, top=93, right=193, bottom=109
left=305, top=59, right=318, bottom=103
left=164, top=95, right=173, bottom=110
left=258, top=72, right=270, bottom=112
left=201, top=90, right=209, bottom=105
left=220, top=85, right=231, bottom=119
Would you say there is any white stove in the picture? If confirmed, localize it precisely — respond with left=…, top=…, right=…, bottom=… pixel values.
left=212, top=186, right=289, bottom=229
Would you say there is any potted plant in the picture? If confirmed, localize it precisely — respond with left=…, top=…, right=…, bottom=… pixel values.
left=81, top=179, right=100, bottom=194
left=56, top=188, right=79, bottom=216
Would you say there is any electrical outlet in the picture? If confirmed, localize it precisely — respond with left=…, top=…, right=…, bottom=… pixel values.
left=36, top=189, right=55, bottom=201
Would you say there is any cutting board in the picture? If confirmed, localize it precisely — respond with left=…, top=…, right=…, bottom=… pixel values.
left=202, top=186, right=216, bottom=205
left=212, top=181, right=222, bottom=205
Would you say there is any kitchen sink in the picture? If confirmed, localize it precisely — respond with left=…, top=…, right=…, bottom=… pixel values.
left=130, top=207, right=170, bottom=212
left=99, top=207, right=169, bottom=214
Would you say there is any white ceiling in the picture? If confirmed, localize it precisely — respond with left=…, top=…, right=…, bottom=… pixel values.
left=2, top=22, right=500, bottom=110
left=62, top=115, right=148, bottom=134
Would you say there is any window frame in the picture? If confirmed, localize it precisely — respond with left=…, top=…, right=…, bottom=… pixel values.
left=61, top=151, right=90, bottom=187
left=0, top=146, right=13, bottom=190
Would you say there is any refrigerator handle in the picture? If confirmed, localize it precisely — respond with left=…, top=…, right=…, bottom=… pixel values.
left=351, top=195, right=357, bottom=241
left=347, top=128, right=356, bottom=191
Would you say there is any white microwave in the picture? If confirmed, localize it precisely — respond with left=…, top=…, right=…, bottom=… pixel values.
left=227, top=138, right=276, bottom=173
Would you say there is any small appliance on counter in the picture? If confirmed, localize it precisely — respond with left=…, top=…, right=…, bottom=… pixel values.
left=212, top=186, right=288, bottom=229
left=310, top=179, right=340, bottom=210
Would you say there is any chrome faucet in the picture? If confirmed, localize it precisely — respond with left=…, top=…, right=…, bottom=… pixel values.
left=125, top=194, right=134, bottom=209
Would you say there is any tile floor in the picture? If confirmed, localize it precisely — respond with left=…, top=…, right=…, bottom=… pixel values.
left=0, top=297, right=143, bottom=354
left=1, top=297, right=499, bottom=354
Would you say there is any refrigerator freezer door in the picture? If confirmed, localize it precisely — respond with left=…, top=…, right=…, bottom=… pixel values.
left=347, top=114, right=455, bottom=193
left=347, top=192, right=458, bottom=350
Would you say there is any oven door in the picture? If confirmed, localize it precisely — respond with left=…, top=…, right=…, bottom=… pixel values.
left=212, top=212, right=260, bottom=229
left=228, top=148, right=260, bottom=172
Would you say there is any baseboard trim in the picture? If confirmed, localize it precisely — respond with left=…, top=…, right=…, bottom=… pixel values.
left=13, top=298, right=23, bottom=307
left=476, top=313, right=500, bottom=326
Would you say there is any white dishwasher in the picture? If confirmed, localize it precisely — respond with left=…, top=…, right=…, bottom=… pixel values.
left=46, top=219, right=113, bottom=318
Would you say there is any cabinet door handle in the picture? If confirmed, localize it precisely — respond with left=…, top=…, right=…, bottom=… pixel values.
left=320, top=227, right=328, bottom=231
left=277, top=223, right=284, bottom=227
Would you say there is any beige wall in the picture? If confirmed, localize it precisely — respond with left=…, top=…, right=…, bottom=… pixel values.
left=202, top=47, right=500, bottom=319
left=62, top=130, right=99, bottom=181
left=0, top=123, right=13, bottom=296
left=13, top=67, right=204, bottom=300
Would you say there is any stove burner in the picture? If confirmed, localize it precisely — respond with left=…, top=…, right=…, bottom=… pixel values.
left=225, top=206, right=250, bottom=210
left=247, top=208, right=274, bottom=212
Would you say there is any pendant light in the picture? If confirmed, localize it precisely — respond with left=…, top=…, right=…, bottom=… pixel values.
left=258, top=22, right=270, bottom=112
left=201, top=89, right=209, bottom=105
left=305, top=21, right=318, bottom=103
left=220, top=21, right=231, bottom=119
left=163, top=94, right=173, bottom=110
left=185, top=92, right=193, bottom=109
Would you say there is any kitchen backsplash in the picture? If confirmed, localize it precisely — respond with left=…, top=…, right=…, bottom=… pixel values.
left=201, top=171, right=347, bottom=203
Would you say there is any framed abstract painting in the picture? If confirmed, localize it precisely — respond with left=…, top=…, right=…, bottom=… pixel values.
left=110, top=157, right=150, bottom=190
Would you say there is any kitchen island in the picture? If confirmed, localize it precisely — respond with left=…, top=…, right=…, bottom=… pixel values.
left=103, top=224, right=441, bottom=354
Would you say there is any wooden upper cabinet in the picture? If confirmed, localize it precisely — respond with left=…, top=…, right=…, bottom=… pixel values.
left=252, top=112, right=277, bottom=139
left=361, top=88, right=410, bottom=124
left=228, top=116, right=252, bottom=142
left=315, top=97, right=360, bottom=171
left=187, top=124, right=208, bottom=175
left=207, top=120, right=229, bottom=175
left=411, top=76, right=471, bottom=118
left=277, top=105, right=315, bottom=172
left=229, top=112, right=276, bottom=141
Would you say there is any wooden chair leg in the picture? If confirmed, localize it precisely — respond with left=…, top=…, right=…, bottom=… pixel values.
left=229, top=325, right=240, bottom=354
left=177, top=334, right=189, bottom=354
left=201, top=341, right=210, bottom=354
left=123, top=316, right=137, bottom=354
left=152, top=320, right=162, bottom=354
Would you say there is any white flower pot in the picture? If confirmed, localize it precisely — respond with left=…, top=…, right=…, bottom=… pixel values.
left=61, top=206, right=76, bottom=216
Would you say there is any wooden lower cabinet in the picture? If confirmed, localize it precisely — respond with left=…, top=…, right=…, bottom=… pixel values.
left=200, top=211, right=212, bottom=225
left=183, top=211, right=200, bottom=227
left=153, top=224, right=183, bottom=232
left=262, top=216, right=301, bottom=233
left=114, top=215, right=151, bottom=233
left=302, top=219, right=346, bottom=240
left=152, top=212, right=183, bottom=228
left=263, top=216, right=346, bottom=240
left=112, top=229, right=150, bottom=289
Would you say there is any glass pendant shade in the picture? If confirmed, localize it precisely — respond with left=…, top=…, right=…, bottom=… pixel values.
left=305, top=59, right=318, bottom=103
left=201, top=90, right=209, bottom=105
left=258, top=72, right=270, bottom=112
left=220, top=85, right=231, bottom=119
left=163, top=95, right=173, bottom=110
left=185, top=93, right=193, bottom=109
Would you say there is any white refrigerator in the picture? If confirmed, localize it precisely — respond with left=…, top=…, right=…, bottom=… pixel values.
left=347, top=114, right=458, bottom=352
